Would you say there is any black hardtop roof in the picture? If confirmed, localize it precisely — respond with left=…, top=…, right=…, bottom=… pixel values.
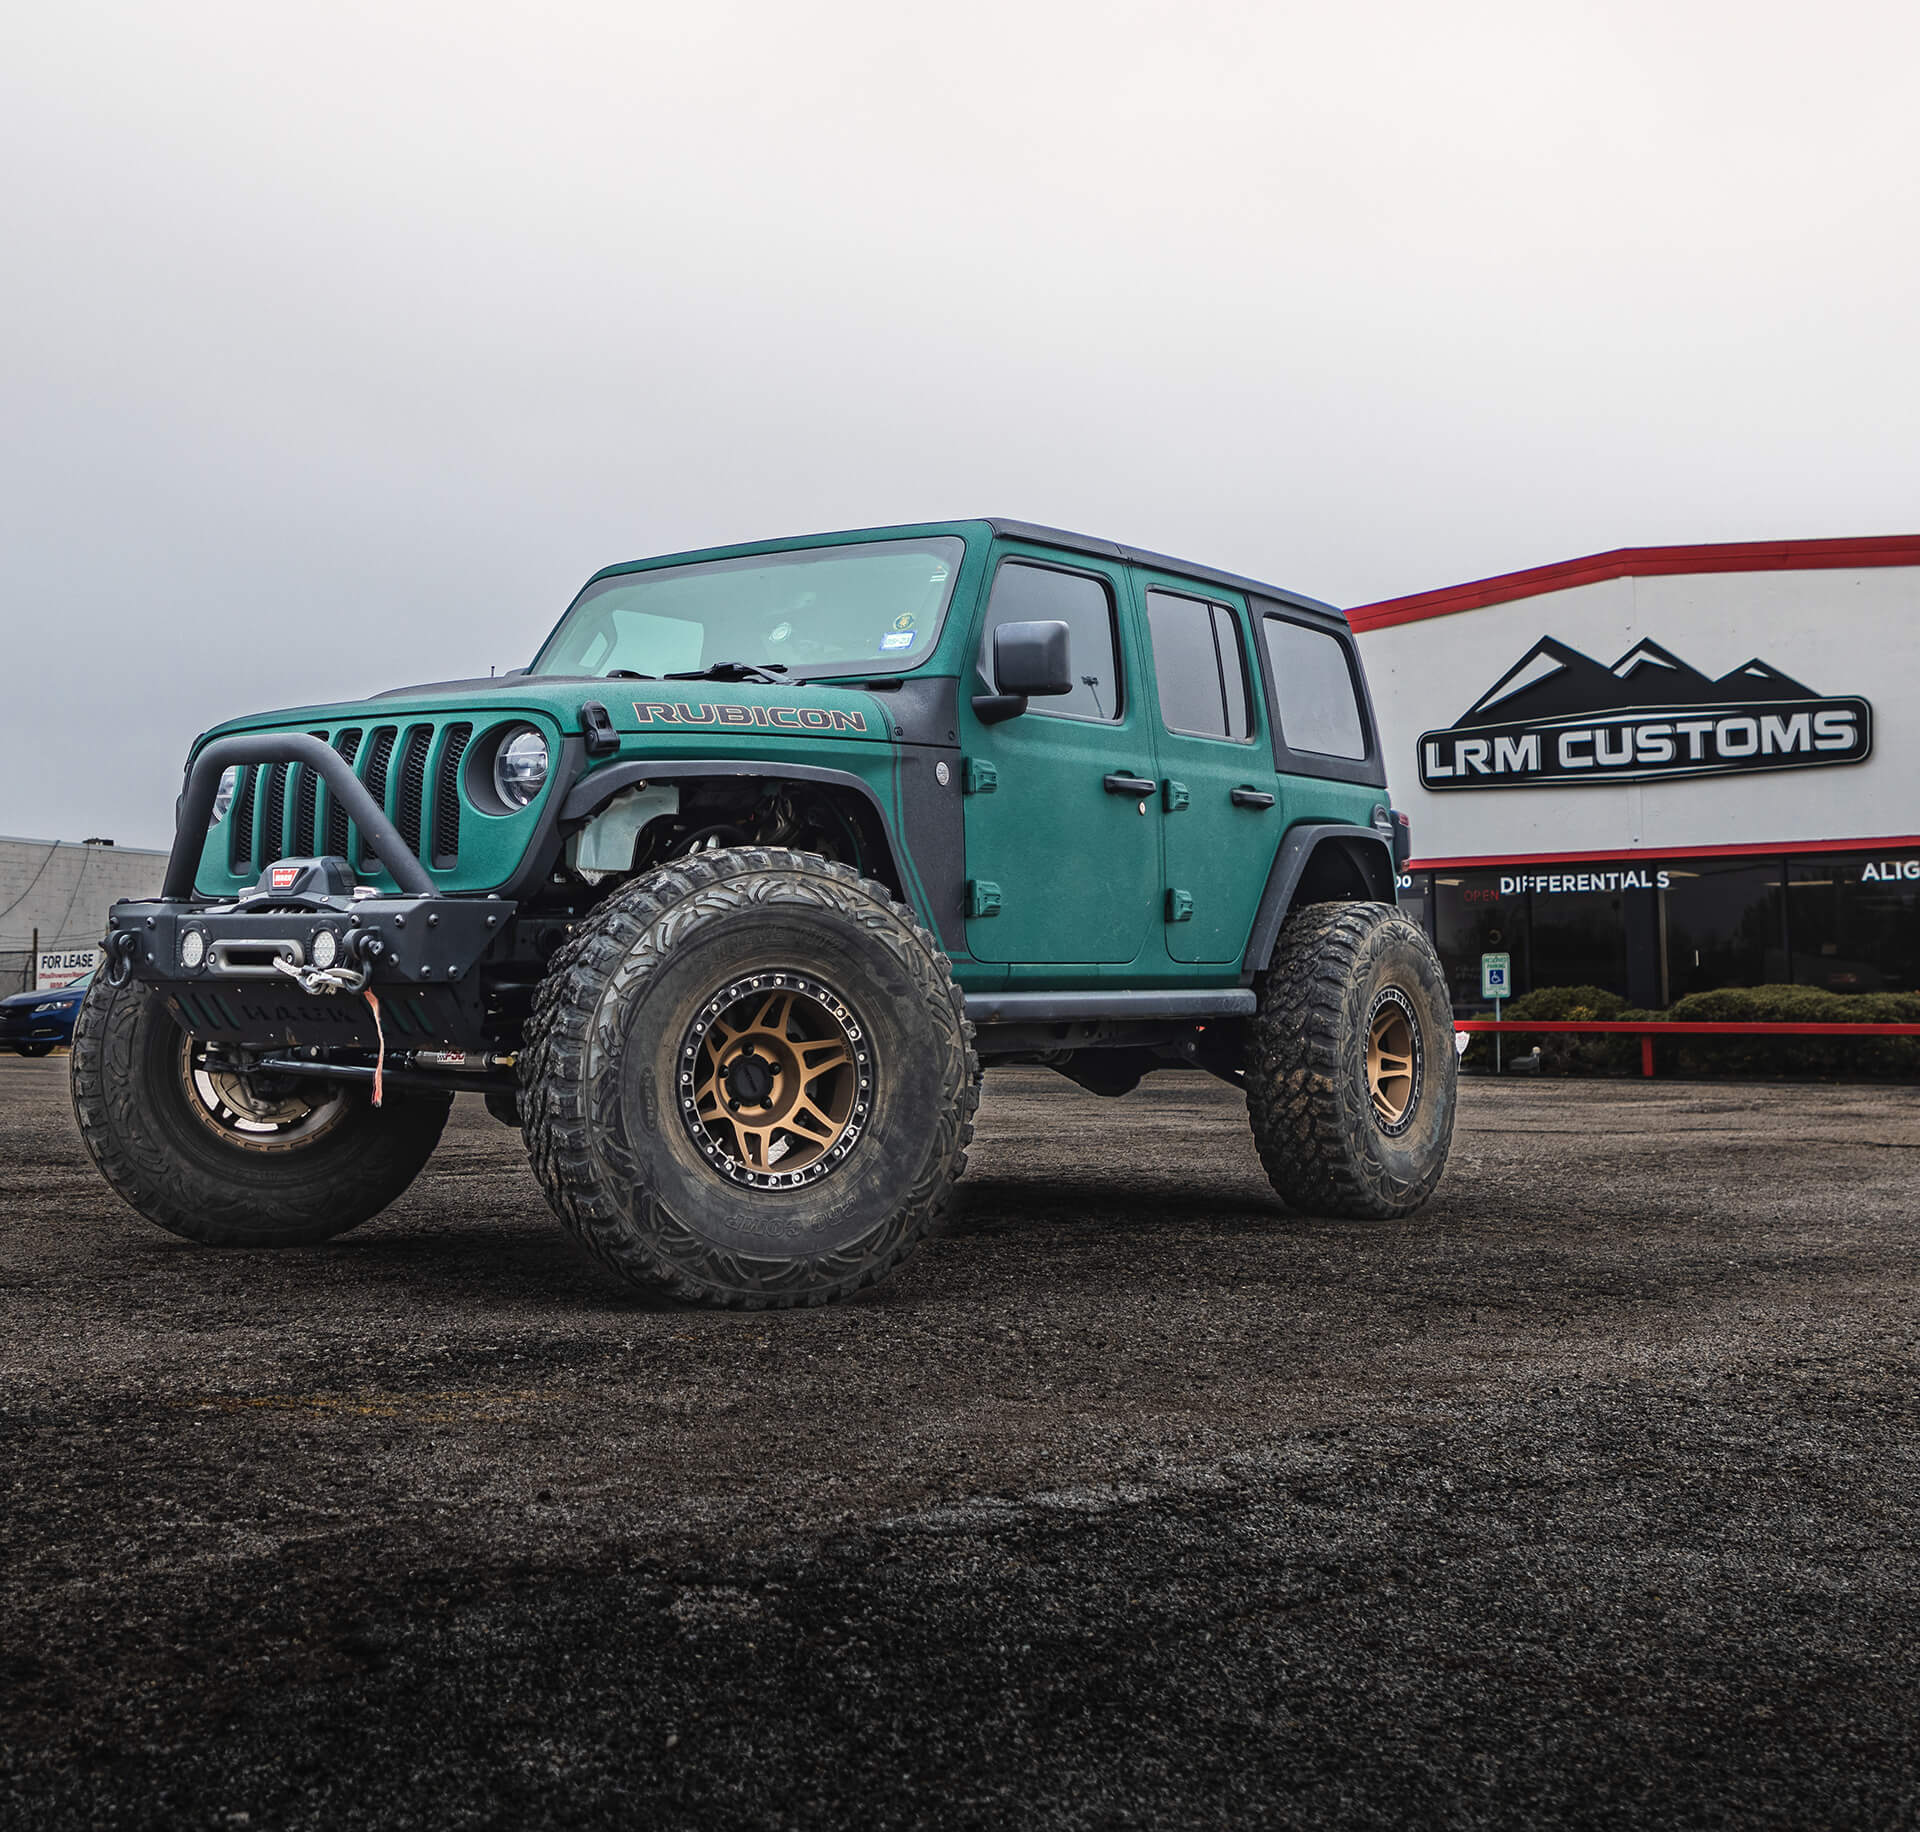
left=982, top=519, right=1347, bottom=624
left=590, top=520, right=1348, bottom=627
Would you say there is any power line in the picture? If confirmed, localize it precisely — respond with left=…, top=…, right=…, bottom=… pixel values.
left=0, top=843, right=63, bottom=934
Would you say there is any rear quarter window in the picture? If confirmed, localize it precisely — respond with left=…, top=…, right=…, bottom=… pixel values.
left=1261, top=617, right=1368, bottom=760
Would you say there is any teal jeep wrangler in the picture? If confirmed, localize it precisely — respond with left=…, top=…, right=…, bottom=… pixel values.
left=75, top=520, right=1455, bottom=1306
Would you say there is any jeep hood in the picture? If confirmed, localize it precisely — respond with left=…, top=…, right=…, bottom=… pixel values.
left=197, top=677, right=898, bottom=749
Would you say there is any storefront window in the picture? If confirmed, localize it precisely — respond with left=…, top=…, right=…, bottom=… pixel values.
left=1662, top=863, right=1786, bottom=1001
left=1431, top=872, right=1526, bottom=1010
left=1527, top=887, right=1630, bottom=1001
left=1424, top=851, right=1920, bottom=1012
left=1787, top=856, right=1920, bottom=993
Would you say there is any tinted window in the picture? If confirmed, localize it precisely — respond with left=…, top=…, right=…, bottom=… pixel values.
left=1432, top=872, right=1528, bottom=1010
left=1262, top=617, right=1367, bottom=758
left=1146, top=592, right=1219, bottom=734
left=1788, top=855, right=1920, bottom=993
left=980, top=562, right=1120, bottom=721
left=1663, top=862, right=1786, bottom=999
left=1145, top=591, right=1253, bottom=741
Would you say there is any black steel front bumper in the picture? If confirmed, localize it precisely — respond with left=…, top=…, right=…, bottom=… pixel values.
left=104, top=892, right=512, bottom=1051
left=106, top=731, right=519, bottom=1053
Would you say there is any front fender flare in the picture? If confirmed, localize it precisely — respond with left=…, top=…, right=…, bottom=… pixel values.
left=556, top=757, right=964, bottom=955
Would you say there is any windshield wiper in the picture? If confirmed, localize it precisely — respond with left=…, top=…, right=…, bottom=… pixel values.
left=605, top=668, right=655, bottom=680
left=663, top=662, right=792, bottom=685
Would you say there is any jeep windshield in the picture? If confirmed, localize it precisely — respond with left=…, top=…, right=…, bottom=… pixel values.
left=531, top=536, right=965, bottom=681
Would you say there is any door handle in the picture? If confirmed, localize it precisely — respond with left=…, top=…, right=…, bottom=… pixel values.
left=1230, top=787, right=1276, bottom=809
left=1103, top=773, right=1157, bottom=796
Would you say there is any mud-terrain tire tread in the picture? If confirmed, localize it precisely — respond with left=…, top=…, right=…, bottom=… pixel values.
left=519, top=847, right=976, bottom=1308
left=70, top=978, right=451, bottom=1246
left=1248, top=900, right=1454, bottom=1220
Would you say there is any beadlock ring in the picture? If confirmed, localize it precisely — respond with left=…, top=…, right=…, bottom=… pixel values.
left=675, top=971, right=874, bottom=1190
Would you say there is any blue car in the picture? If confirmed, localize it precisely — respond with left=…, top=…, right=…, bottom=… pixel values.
left=0, top=971, right=92, bottom=1057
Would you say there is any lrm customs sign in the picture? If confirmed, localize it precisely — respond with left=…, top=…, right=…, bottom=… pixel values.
left=1419, top=637, right=1871, bottom=791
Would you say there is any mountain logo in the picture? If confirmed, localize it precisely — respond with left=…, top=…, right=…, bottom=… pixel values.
left=1417, top=637, right=1871, bottom=791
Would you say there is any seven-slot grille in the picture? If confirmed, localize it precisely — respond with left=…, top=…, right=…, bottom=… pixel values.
left=225, top=719, right=480, bottom=882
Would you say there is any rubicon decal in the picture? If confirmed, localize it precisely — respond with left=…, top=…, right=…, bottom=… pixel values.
left=632, top=700, right=868, bottom=734
left=1418, top=638, right=1871, bottom=791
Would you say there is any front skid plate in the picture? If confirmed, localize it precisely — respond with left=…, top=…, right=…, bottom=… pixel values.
left=157, top=978, right=486, bottom=1052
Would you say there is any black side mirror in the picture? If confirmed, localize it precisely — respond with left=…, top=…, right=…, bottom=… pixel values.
left=973, top=620, right=1073, bottom=724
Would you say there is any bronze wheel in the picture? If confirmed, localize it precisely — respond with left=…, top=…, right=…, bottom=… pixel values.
left=1366, top=987, right=1421, bottom=1134
left=677, top=971, right=873, bottom=1189
left=181, top=1036, right=352, bottom=1152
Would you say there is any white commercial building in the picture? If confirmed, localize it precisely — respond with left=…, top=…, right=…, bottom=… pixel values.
left=0, top=836, right=168, bottom=991
left=1350, top=536, right=1920, bottom=1010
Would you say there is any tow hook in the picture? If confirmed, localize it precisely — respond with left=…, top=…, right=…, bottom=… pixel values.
left=104, top=931, right=141, bottom=988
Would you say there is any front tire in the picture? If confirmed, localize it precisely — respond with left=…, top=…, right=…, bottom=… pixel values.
left=520, top=848, right=976, bottom=1308
left=70, top=978, right=451, bottom=1246
left=1247, top=900, right=1456, bottom=1218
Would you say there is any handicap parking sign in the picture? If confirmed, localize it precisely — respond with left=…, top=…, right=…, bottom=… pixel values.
left=1480, top=952, right=1512, bottom=1000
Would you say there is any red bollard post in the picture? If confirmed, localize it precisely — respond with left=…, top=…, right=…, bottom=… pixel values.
left=1641, top=1035, right=1656, bottom=1079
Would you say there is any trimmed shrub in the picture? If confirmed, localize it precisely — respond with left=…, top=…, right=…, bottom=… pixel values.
left=1660, top=984, right=1920, bottom=1079
left=1463, top=985, right=1652, bottom=1075
left=1466, top=981, right=1920, bottom=1080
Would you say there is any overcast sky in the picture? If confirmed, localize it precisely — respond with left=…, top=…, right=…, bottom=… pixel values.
left=3, top=0, right=1916, bottom=847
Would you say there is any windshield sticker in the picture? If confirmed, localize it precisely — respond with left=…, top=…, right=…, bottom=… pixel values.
left=892, top=613, right=916, bottom=631
left=880, top=631, right=915, bottom=652
left=632, top=700, right=869, bottom=733
left=769, top=621, right=793, bottom=644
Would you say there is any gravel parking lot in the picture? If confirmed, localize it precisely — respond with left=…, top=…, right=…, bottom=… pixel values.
left=3, top=1054, right=1918, bottom=1830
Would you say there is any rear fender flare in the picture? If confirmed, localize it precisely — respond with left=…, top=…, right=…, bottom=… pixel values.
left=1240, top=824, right=1397, bottom=982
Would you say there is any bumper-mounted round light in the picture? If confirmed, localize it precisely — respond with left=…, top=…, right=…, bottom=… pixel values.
left=494, top=727, right=550, bottom=810
left=310, top=928, right=338, bottom=971
left=179, top=929, right=207, bottom=971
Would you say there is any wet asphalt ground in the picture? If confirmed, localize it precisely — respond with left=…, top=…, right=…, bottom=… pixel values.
left=2, top=1052, right=1918, bottom=1831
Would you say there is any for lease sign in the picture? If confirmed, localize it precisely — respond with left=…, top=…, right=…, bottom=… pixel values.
left=36, top=948, right=100, bottom=990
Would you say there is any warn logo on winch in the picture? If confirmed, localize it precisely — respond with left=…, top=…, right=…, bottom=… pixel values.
left=1418, top=638, right=1871, bottom=791
left=269, top=865, right=300, bottom=889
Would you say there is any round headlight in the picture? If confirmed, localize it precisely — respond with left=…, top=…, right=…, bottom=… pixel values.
left=310, top=928, right=338, bottom=970
left=210, top=766, right=240, bottom=825
left=494, top=728, right=550, bottom=810
left=179, top=929, right=206, bottom=971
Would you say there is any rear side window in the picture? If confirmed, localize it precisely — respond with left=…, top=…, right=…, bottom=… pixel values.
left=980, top=561, right=1121, bottom=721
left=1262, top=616, right=1368, bottom=759
left=1145, top=591, right=1252, bottom=740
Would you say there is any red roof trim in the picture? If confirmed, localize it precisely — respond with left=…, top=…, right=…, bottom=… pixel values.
left=1349, top=535, right=1920, bottom=633
left=1406, top=834, right=1920, bottom=872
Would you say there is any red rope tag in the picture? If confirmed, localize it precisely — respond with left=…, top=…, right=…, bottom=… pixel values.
left=362, top=989, right=385, bottom=1106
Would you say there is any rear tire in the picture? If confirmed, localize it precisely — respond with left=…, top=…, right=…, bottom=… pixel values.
left=520, top=848, right=976, bottom=1308
left=70, top=978, right=451, bottom=1246
left=1247, top=900, right=1455, bottom=1218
